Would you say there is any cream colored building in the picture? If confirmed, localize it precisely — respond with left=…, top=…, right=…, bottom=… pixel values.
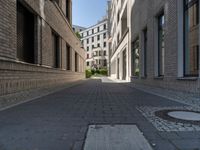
left=109, top=0, right=134, bottom=81
left=80, top=19, right=109, bottom=70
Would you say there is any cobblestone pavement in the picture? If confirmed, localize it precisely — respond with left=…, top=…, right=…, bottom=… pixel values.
left=0, top=79, right=200, bottom=150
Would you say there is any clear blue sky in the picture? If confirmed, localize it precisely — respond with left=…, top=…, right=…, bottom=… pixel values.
left=72, top=0, right=108, bottom=28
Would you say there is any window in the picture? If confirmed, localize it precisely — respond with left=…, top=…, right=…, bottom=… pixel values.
left=104, top=60, right=107, bottom=66
left=184, top=0, right=199, bottom=76
left=104, top=24, right=107, bottom=30
left=143, top=28, right=147, bottom=77
left=92, top=45, right=94, bottom=49
left=87, top=46, right=89, bottom=51
left=75, top=52, right=78, bottom=72
left=87, top=39, right=89, bottom=44
left=132, top=38, right=140, bottom=76
left=17, top=2, right=35, bottom=64
left=117, top=33, right=120, bottom=44
left=92, top=29, right=94, bottom=34
left=66, top=0, right=70, bottom=21
left=97, top=43, right=100, bottom=47
left=104, top=42, right=107, bottom=47
left=87, top=31, right=89, bottom=36
left=104, top=51, right=106, bottom=56
left=92, top=37, right=94, bottom=42
left=158, top=13, right=165, bottom=76
left=87, top=62, right=90, bottom=66
left=117, top=11, right=120, bottom=23
left=97, top=35, right=100, bottom=41
left=97, top=27, right=100, bottom=32
left=104, top=33, right=107, bottom=39
left=66, top=45, right=71, bottom=70
left=52, top=32, right=60, bottom=68
left=87, top=54, right=89, bottom=59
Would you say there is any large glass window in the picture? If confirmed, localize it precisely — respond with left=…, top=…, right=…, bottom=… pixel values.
left=66, top=45, right=71, bottom=70
left=158, top=13, right=165, bottom=76
left=184, top=0, right=199, bottom=76
left=132, top=38, right=140, bottom=76
left=143, top=28, right=147, bottom=77
left=17, top=1, right=35, bottom=64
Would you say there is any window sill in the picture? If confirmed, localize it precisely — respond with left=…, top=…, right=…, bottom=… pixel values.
left=177, top=77, right=198, bottom=81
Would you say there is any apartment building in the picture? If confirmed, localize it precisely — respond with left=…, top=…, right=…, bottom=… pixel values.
left=129, top=0, right=200, bottom=93
left=0, top=0, right=85, bottom=96
left=80, top=19, right=109, bottom=70
left=109, top=0, right=134, bottom=81
left=72, top=25, right=86, bottom=33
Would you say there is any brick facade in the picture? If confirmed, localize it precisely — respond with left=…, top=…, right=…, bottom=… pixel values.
left=130, top=0, right=200, bottom=93
left=0, top=0, right=85, bottom=96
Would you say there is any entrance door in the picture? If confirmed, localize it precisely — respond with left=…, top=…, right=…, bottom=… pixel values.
left=122, top=50, right=127, bottom=80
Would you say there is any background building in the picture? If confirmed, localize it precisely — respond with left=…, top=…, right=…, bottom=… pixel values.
left=72, top=25, right=86, bottom=33
left=80, top=19, right=109, bottom=70
left=0, top=0, right=85, bottom=96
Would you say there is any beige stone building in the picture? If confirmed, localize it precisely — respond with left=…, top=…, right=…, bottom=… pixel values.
left=109, top=0, right=134, bottom=81
left=0, top=0, right=85, bottom=96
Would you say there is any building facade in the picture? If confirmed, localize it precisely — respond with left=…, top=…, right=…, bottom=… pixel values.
left=0, top=0, right=85, bottom=96
left=72, top=25, right=86, bottom=33
left=80, top=19, right=109, bottom=70
left=109, top=0, right=200, bottom=93
left=109, top=0, right=134, bottom=81
left=130, top=0, right=200, bottom=93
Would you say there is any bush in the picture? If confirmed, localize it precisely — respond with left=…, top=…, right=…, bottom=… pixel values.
left=85, top=69, right=92, bottom=78
left=99, top=69, right=108, bottom=76
left=91, top=69, right=95, bottom=75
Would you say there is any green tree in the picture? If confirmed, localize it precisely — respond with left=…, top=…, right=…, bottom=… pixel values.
left=75, top=32, right=82, bottom=39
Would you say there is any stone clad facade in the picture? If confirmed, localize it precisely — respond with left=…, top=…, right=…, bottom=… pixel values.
left=0, top=0, right=85, bottom=96
left=109, top=0, right=200, bottom=93
left=130, top=0, right=200, bottom=93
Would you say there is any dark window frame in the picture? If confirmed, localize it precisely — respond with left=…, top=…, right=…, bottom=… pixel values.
left=183, top=0, right=199, bottom=77
left=17, top=1, right=36, bottom=64
left=158, top=12, right=165, bottom=77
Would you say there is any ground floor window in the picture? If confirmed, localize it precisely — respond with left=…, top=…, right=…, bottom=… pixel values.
left=158, top=12, right=165, bottom=76
left=17, top=1, right=35, bottom=64
left=75, top=52, right=78, bottom=72
left=184, top=0, right=199, bottom=76
left=66, top=45, right=71, bottom=70
left=132, top=38, right=140, bottom=77
left=52, top=32, right=60, bottom=68
left=143, top=28, right=147, bottom=77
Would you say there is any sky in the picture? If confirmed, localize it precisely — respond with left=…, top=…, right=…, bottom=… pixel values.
left=72, top=0, right=108, bottom=28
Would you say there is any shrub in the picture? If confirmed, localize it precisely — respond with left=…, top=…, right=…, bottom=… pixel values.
left=85, top=69, right=92, bottom=78
left=91, top=69, right=95, bottom=75
left=99, top=69, right=108, bottom=76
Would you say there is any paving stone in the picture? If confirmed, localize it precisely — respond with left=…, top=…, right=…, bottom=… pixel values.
left=0, top=78, right=199, bottom=149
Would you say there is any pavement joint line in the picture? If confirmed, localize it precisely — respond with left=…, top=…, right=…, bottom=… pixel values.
left=0, top=79, right=88, bottom=112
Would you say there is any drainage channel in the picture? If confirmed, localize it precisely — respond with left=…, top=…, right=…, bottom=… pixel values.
left=83, top=124, right=153, bottom=150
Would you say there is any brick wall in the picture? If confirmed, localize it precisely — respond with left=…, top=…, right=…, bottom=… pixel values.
left=130, top=0, right=199, bottom=93
left=0, top=0, right=85, bottom=96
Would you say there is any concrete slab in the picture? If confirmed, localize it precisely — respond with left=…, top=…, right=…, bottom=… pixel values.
left=84, top=125, right=153, bottom=150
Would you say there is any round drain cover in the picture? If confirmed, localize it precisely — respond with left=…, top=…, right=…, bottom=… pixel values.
left=168, top=111, right=200, bottom=121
